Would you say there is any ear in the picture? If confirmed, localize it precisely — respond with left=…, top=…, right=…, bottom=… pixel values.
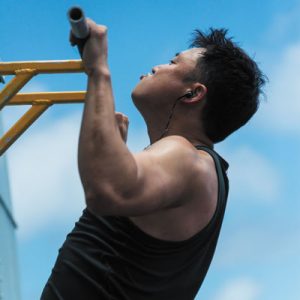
left=180, top=83, right=207, bottom=104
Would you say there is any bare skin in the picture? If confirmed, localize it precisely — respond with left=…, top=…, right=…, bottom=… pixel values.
left=72, top=19, right=218, bottom=242
left=115, top=116, right=218, bottom=241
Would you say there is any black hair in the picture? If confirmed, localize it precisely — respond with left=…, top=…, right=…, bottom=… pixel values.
left=189, top=28, right=266, bottom=143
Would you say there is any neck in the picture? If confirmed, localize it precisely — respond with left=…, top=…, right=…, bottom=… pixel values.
left=145, top=112, right=214, bottom=149
left=136, top=96, right=214, bottom=149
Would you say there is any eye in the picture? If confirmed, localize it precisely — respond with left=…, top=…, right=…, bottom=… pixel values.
left=169, top=60, right=175, bottom=65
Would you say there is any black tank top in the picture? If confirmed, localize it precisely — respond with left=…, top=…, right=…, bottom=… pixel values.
left=41, top=146, right=229, bottom=300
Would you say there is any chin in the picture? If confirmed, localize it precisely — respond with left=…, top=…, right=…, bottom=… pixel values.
left=131, top=82, right=146, bottom=105
left=131, top=87, right=139, bottom=105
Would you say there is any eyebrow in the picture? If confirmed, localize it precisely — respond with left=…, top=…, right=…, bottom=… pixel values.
left=173, top=52, right=182, bottom=61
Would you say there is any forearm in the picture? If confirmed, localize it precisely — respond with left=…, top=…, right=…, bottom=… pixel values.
left=78, top=69, right=138, bottom=202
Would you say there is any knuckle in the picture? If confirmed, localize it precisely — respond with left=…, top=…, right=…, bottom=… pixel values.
left=94, top=25, right=107, bottom=37
left=100, top=25, right=108, bottom=32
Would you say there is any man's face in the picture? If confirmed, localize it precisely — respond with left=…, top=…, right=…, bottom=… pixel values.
left=131, top=48, right=204, bottom=107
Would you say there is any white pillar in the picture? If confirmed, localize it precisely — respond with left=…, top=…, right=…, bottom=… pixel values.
left=0, top=114, right=20, bottom=300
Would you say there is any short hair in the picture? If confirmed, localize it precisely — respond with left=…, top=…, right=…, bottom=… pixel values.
left=189, top=28, right=266, bottom=143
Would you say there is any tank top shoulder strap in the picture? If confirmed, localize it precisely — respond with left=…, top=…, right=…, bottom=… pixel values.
left=194, top=145, right=229, bottom=171
left=194, top=145, right=229, bottom=222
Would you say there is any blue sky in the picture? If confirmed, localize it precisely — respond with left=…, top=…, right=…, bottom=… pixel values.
left=1, top=0, right=300, bottom=299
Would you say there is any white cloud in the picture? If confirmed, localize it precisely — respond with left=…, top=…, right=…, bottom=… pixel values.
left=256, top=42, right=300, bottom=133
left=214, top=220, right=300, bottom=268
left=218, top=145, right=282, bottom=203
left=252, top=2, right=300, bottom=134
left=19, top=80, right=49, bottom=93
left=212, top=277, right=262, bottom=300
left=266, top=3, right=300, bottom=43
left=6, top=112, right=85, bottom=239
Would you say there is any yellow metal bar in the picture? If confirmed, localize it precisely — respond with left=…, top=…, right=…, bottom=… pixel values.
left=0, top=104, right=50, bottom=156
left=8, top=91, right=86, bottom=105
left=0, top=60, right=83, bottom=75
left=0, top=71, right=35, bottom=110
left=0, top=59, right=86, bottom=155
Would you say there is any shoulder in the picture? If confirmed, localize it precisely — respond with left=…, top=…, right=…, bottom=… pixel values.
left=135, top=136, right=199, bottom=175
left=146, top=135, right=196, bottom=150
left=156, top=136, right=218, bottom=197
left=147, top=135, right=213, bottom=169
left=137, top=135, right=213, bottom=191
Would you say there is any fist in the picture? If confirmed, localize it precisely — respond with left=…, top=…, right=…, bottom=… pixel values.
left=70, top=18, right=108, bottom=75
left=115, top=112, right=129, bottom=143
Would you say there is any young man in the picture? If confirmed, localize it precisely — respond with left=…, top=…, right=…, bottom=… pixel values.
left=41, top=19, right=265, bottom=299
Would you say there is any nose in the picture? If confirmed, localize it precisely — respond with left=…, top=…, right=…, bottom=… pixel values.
left=152, top=63, right=165, bottom=74
left=152, top=61, right=169, bottom=74
left=152, top=67, right=158, bottom=74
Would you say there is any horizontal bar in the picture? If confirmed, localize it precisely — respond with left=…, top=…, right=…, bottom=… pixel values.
left=8, top=91, right=86, bottom=105
left=0, top=60, right=84, bottom=75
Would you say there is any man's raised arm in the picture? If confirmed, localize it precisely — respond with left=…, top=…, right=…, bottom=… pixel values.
left=73, top=19, right=201, bottom=216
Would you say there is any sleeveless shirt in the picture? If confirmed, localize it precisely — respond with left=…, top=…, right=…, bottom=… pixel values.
left=41, top=146, right=229, bottom=300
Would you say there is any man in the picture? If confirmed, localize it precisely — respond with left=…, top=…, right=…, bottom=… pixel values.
left=41, top=19, right=265, bottom=299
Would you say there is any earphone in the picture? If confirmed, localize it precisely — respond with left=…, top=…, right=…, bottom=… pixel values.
left=184, top=90, right=194, bottom=99
left=158, top=91, right=195, bottom=137
left=177, top=90, right=194, bottom=100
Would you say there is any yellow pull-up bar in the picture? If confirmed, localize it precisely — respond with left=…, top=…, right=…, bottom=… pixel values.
left=0, top=60, right=86, bottom=156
